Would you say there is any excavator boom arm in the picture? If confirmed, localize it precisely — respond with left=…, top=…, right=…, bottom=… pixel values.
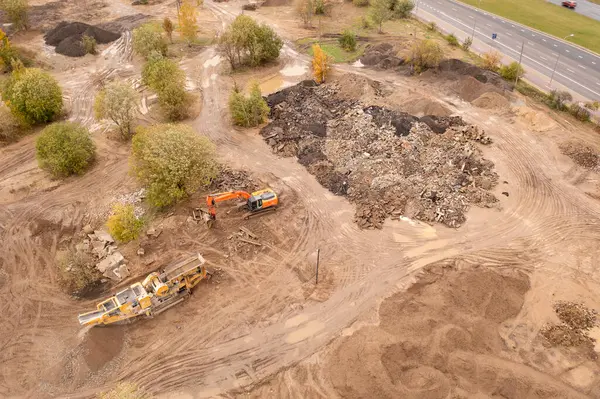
left=206, top=191, right=251, bottom=217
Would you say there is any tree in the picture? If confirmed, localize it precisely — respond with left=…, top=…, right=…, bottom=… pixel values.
left=142, top=54, right=190, bottom=120
left=339, top=30, right=357, bottom=52
left=296, top=0, right=314, bottom=27
left=178, top=1, right=198, bottom=45
left=312, top=43, right=331, bottom=83
left=369, top=0, right=392, bottom=33
left=94, top=81, right=139, bottom=139
left=410, top=39, right=443, bottom=72
left=569, top=103, right=591, bottom=122
left=163, top=17, right=174, bottom=43
left=389, top=0, right=414, bottom=19
left=82, top=35, right=97, bottom=54
left=131, top=124, right=218, bottom=207
left=462, top=36, right=472, bottom=51
left=106, top=204, right=144, bottom=243
left=0, top=29, right=29, bottom=72
left=1, top=0, right=28, bottom=30
left=2, top=67, right=63, bottom=124
left=481, top=50, right=501, bottom=71
left=133, top=22, right=167, bottom=59
left=547, top=90, right=572, bottom=111
left=229, top=81, right=270, bottom=127
left=217, top=15, right=283, bottom=69
left=36, top=122, right=95, bottom=177
left=499, top=61, right=524, bottom=81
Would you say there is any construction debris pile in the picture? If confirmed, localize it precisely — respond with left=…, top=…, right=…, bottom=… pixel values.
left=44, top=21, right=120, bottom=57
left=75, top=227, right=130, bottom=281
left=359, top=43, right=405, bottom=70
left=541, top=301, right=598, bottom=348
left=261, top=79, right=499, bottom=228
left=559, top=140, right=600, bottom=169
left=212, top=167, right=259, bottom=192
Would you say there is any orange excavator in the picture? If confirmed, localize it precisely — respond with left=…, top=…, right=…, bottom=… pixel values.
left=199, top=188, right=278, bottom=228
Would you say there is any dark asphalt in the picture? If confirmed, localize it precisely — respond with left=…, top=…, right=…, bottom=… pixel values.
left=416, top=0, right=600, bottom=100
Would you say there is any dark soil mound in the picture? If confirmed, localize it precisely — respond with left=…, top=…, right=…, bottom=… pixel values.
left=44, top=21, right=120, bottom=57
left=439, top=59, right=510, bottom=92
left=360, top=43, right=405, bottom=70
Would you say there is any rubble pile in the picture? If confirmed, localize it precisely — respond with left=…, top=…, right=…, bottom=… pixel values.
left=261, top=79, right=499, bottom=229
left=76, top=227, right=130, bottom=281
left=212, top=167, right=259, bottom=192
left=559, top=141, right=599, bottom=169
left=541, top=301, right=598, bottom=348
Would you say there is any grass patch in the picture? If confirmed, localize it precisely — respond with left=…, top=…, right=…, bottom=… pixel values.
left=301, top=38, right=366, bottom=63
left=457, top=0, right=600, bottom=53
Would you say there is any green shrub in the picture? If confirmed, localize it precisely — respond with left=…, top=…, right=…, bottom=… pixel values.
left=58, top=249, right=102, bottom=296
left=584, top=101, right=599, bottom=111
left=1, top=0, right=28, bottom=30
left=131, top=124, right=218, bottom=207
left=445, top=33, right=459, bottom=46
left=218, top=15, right=283, bottom=69
left=315, top=0, right=325, bottom=14
left=427, top=21, right=437, bottom=31
left=360, top=15, right=372, bottom=28
left=410, top=39, right=443, bottom=73
left=389, top=0, right=414, bottom=19
left=0, top=104, right=23, bottom=142
left=142, top=54, right=190, bottom=121
left=133, top=22, right=167, bottom=59
left=547, top=90, right=572, bottom=111
left=353, top=0, right=369, bottom=6
left=499, top=61, right=525, bottom=82
left=481, top=50, right=501, bottom=72
left=339, top=30, right=357, bottom=51
left=36, top=122, right=95, bottom=177
left=229, top=81, right=270, bottom=127
left=462, top=36, right=472, bottom=51
left=82, top=35, right=97, bottom=55
left=569, top=103, right=591, bottom=122
left=106, top=204, right=144, bottom=243
left=2, top=67, right=63, bottom=124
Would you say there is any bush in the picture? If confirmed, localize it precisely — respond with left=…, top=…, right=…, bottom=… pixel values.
left=481, top=50, right=501, bottom=72
left=389, top=0, right=414, bottom=19
left=499, top=61, right=525, bottom=82
left=163, top=17, right=174, bottom=43
left=36, top=122, right=95, bottom=177
left=315, top=0, right=325, bottom=14
left=584, top=101, right=599, bottom=111
left=94, top=81, right=139, bottom=139
left=296, top=0, right=315, bottom=26
left=339, top=30, right=357, bottom=52
left=82, top=35, right=97, bottom=55
left=1, top=0, right=28, bottom=30
left=106, top=204, right=144, bottom=243
left=462, top=36, right=472, bottom=51
left=131, top=124, right=218, bottom=207
left=353, top=0, right=369, bottom=6
left=142, top=54, right=190, bottom=120
left=229, top=81, right=270, bottom=127
left=547, top=90, right=572, bottom=111
left=0, top=31, right=32, bottom=72
left=2, top=67, right=63, bottom=124
left=360, top=15, right=372, bottom=28
left=97, top=382, right=150, bottom=399
left=58, top=249, right=102, bottom=296
left=0, top=104, right=23, bottom=142
left=427, top=21, right=437, bottom=31
left=445, top=33, right=459, bottom=46
left=569, top=103, right=591, bottom=122
left=218, top=15, right=283, bottom=69
left=410, top=39, right=443, bottom=73
left=133, top=22, right=167, bottom=59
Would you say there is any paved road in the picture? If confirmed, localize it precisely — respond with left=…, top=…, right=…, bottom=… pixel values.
left=416, top=0, right=600, bottom=101
left=547, top=0, right=600, bottom=22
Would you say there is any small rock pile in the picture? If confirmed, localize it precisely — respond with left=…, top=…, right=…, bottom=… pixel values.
left=76, top=226, right=130, bottom=281
left=541, top=301, right=598, bottom=348
left=212, top=167, right=259, bottom=192
left=559, top=141, right=599, bottom=169
left=261, top=78, right=499, bottom=229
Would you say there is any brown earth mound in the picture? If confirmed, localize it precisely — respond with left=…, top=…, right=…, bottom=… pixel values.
left=360, top=42, right=405, bottom=70
left=472, top=91, right=510, bottom=110
left=439, top=58, right=510, bottom=91
left=400, top=97, right=452, bottom=117
left=453, top=75, right=505, bottom=103
left=44, top=21, right=120, bottom=57
left=323, top=265, right=590, bottom=399
left=261, top=77, right=499, bottom=229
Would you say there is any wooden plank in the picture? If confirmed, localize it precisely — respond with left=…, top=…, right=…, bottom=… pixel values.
left=239, top=226, right=258, bottom=239
left=238, top=237, right=262, bottom=246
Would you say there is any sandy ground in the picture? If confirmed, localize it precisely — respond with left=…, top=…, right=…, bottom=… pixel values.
left=1, top=0, right=600, bottom=398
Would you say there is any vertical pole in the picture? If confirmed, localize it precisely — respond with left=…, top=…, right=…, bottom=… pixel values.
left=515, top=40, right=524, bottom=87
left=315, top=248, right=320, bottom=284
left=549, top=52, right=560, bottom=87
left=471, top=14, right=477, bottom=39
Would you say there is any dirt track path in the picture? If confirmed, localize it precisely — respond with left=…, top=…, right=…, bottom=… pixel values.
left=2, top=1, right=600, bottom=397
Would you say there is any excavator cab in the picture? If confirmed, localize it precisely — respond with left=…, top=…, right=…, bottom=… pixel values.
left=247, top=189, right=278, bottom=211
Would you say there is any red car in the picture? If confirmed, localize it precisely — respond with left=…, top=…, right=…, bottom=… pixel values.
left=562, top=0, right=577, bottom=9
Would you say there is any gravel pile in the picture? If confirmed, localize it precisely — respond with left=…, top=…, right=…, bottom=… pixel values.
left=261, top=78, right=499, bottom=229
left=541, top=301, right=598, bottom=348
left=44, top=21, right=120, bottom=57
left=559, top=140, right=599, bottom=169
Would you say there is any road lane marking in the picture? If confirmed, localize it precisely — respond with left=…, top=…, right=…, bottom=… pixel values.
left=567, top=68, right=575, bottom=73
left=540, top=56, right=547, bottom=60
left=597, top=83, right=600, bottom=86
left=469, top=15, right=473, bottom=18
left=506, top=32, right=512, bottom=36
left=578, top=55, right=583, bottom=58
left=542, top=39, right=546, bottom=42
left=593, top=62, right=597, bottom=65
left=452, top=7, right=457, bottom=10
left=501, top=20, right=505, bottom=23
left=532, top=34, right=536, bottom=37
left=579, top=65, right=586, bottom=69
left=565, top=49, right=570, bottom=53
left=486, top=23, right=491, bottom=27
left=554, top=44, right=558, bottom=47
left=521, top=29, right=525, bottom=32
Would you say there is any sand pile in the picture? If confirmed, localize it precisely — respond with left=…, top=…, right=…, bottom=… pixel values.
left=515, top=105, right=557, bottom=132
left=262, top=77, right=499, bottom=229
left=400, top=97, right=451, bottom=117
left=453, top=75, right=505, bottom=103
left=559, top=140, right=599, bottom=169
left=472, top=91, right=510, bottom=110
left=44, top=21, right=120, bottom=57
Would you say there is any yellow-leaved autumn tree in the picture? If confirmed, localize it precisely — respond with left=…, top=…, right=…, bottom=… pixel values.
left=312, top=44, right=330, bottom=84
left=178, top=1, right=198, bottom=46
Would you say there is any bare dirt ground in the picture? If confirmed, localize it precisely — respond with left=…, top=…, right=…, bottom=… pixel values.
left=2, top=0, right=600, bottom=398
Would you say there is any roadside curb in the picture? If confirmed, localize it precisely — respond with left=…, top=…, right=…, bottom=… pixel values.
left=445, top=0, right=600, bottom=58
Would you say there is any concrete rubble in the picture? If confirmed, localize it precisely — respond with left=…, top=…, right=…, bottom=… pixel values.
left=77, top=228, right=128, bottom=281
left=261, top=78, right=499, bottom=229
